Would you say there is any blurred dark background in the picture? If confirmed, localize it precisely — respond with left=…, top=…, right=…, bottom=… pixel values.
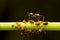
left=0, top=0, right=60, bottom=40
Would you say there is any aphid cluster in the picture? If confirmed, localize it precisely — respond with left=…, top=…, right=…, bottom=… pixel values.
left=12, top=13, right=48, bottom=36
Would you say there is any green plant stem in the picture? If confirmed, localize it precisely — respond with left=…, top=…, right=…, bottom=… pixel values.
left=0, top=22, right=60, bottom=31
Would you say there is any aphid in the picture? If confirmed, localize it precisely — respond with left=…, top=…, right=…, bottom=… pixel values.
left=31, top=30, right=35, bottom=33
left=43, top=21, right=48, bottom=25
left=25, top=30, right=32, bottom=33
left=22, top=20, right=26, bottom=24
left=12, top=21, right=20, bottom=28
left=29, top=20, right=34, bottom=24
left=20, top=26, right=26, bottom=35
left=35, top=22, right=40, bottom=25
left=16, top=21, right=21, bottom=27
left=39, top=28, right=43, bottom=32
left=39, top=28, right=46, bottom=34
left=20, top=26, right=26, bottom=31
left=35, top=21, right=43, bottom=25
left=16, top=21, right=19, bottom=25
left=20, top=30, right=32, bottom=36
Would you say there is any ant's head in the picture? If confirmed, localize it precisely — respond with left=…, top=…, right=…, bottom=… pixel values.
left=28, top=13, right=34, bottom=16
left=34, top=13, right=40, bottom=17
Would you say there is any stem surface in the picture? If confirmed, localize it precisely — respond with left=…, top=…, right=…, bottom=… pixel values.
left=0, top=22, right=60, bottom=31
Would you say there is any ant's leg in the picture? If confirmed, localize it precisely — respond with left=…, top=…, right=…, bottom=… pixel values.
left=43, top=16, right=45, bottom=22
left=28, top=15, right=30, bottom=21
left=36, top=16, right=40, bottom=21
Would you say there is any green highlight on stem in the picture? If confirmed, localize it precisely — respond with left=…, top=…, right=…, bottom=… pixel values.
left=0, top=22, right=60, bottom=31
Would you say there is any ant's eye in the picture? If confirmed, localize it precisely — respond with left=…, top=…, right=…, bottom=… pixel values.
left=29, top=13, right=33, bottom=16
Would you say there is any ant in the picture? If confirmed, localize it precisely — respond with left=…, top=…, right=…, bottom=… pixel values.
left=28, top=13, right=45, bottom=22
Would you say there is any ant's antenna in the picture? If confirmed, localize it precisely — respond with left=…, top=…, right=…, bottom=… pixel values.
left=43, top=16, right=45, bottom=21
left=40, top=15, right=45, bottom=21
